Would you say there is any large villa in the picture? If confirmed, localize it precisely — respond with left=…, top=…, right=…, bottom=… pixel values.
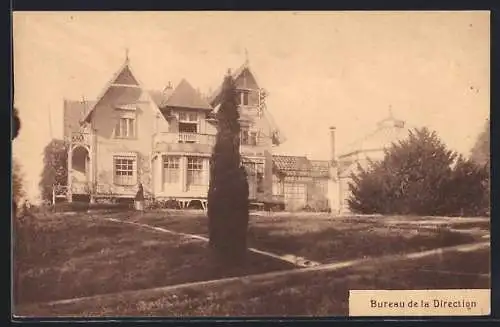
left=62, top=55, right=412, bottom=214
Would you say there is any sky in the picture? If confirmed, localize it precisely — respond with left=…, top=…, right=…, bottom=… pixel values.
left=12, top=11, right=490, bottom=201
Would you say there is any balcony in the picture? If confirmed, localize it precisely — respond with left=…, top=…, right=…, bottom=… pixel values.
left=153, top=132, right=216, bottom=154
left=153, top=132, right=270, bottom=156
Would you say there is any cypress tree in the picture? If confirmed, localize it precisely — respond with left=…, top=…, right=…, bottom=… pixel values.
left=207, top=71, right=249, bottom=263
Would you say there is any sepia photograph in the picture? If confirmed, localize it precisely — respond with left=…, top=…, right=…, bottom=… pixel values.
left=12, top=11, right=490, bottom=317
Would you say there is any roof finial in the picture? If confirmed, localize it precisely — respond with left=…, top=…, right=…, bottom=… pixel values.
left=125, top=47, right=130, bottom=64
left=388, top=105, right=394, bottom=119
left=244, top=48, right=249, bottom=66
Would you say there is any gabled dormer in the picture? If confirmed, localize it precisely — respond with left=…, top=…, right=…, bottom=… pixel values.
left=208, top=59, right=285, bottom=146
left=80, top=53, right=167, bottom=141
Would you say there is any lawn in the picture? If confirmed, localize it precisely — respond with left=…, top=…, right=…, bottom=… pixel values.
left=17, top=246, right=490, bottom=317
left=109, top=210, right=488, bottom=264
left=13, top=212, right=294, bottom=306
left=13, top=209, right=490, bottom=317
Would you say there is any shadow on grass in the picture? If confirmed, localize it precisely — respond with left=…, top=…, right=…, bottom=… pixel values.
left=13, top=214, right=294, bottom=306
left=246, top=225, right=479, bottom=263
left=120, top=212, right=484, bottom=264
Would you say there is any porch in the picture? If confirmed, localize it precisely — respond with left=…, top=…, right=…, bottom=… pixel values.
left=67, top=131, right=94, bottom=202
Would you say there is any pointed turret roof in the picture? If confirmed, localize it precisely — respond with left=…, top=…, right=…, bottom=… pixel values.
left=163, top=79, right=213, bottom=110
left=208, top=59, right=260, bottom=106
left=339, top=109, right=415, bottom=159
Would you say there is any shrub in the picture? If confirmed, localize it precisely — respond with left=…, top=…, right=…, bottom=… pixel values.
left=39, top=139, right=69, bottom=201
left=443, top=156, right=489, bottom=216
left=12, top=158, right=25, bottom=211
left=348, top=127, right=489, bottom=217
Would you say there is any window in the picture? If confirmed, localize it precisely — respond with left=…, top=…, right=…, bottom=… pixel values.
left=242, top=161, right=256, bottom=176
left=115, top=115, right=136, bottom=139
left=179, top=112, right=198, bottom=122
left=285, top=183, right=307, bottom=201
left=163, top=156, right=180, bottom=184
left=240, top=128, right=249, bottom=145
left=178, top=111, right=198, bottom=137
left=249, top=131, right=258, bottom=146
left=241, top=91, right=249, bottom=106
left=114, top=156, right=136, bottom=185
left=272, top=176, right=284, bottom=195
left=314, top=179, right=328, bottom=195
left=240, top=128, right=258, bottom=146
left=187, top=157, right=204, bottom=186
left=256, top=172, right=264, bottom=193
left=243, top=161, right=264, bottom=192
left=179, top=122, right=197, bottom=134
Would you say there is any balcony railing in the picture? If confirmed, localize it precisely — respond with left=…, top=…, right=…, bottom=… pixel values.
left=71, top=181, right=92, bottom=194
left=153, top=132, right=269, bottom=156
left=155, top=132, right=216, bottom=145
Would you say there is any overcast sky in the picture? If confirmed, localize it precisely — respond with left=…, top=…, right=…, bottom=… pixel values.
left=13, top=11, right=490, bottom=201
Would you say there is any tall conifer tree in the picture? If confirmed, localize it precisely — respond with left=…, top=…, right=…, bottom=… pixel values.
left=207, top=71, right=249, bottom=263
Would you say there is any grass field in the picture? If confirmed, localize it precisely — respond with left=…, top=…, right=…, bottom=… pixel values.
left=108, top=210, right=488, bottom=264
left=17, top=247, right=489, bottom=317
left=13, top=209, right=490, bottom=317
left=13, top=213, right=293, bottom=305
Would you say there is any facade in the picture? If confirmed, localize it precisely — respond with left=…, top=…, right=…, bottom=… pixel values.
left=63, top=56, right=331, bottom=211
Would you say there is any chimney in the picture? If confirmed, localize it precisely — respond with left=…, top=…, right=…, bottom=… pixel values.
left=329, top=126, right=336, bottom=163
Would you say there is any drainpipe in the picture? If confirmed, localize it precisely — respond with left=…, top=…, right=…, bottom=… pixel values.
left=92, top=128, right=98, bottom=203
left=67, top=144, right=73, bottom=202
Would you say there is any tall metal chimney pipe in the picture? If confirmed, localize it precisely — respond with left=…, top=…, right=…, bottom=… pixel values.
left=329, top=126, right=336, bottom=163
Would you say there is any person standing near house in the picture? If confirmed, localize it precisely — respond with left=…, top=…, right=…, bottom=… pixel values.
left=134, top=183, right=145, bottom=212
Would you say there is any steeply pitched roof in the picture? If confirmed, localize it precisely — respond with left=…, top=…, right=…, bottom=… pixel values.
left=63, top=100, right=97, bottom=137
left=82, top=60, right=138, bottom=123
left=163, top=79, right=213, bottom=110
left=82, top=59, right=167, bottom=125
left=208, top=61, right=259, bottom=106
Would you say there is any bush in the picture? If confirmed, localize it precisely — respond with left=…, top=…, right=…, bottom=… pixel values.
left=12, top=158, right=25, bottom=211
left=39, top=139, right=69, bottom=202
left=443, top=156, right=489, bottom=216
left=348, top=127, right=489, bottom=217
left=470, top=118, right=490, bottom=169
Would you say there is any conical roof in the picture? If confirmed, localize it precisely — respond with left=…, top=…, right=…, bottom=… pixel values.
left=340, top=113, right=413, bottom=159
